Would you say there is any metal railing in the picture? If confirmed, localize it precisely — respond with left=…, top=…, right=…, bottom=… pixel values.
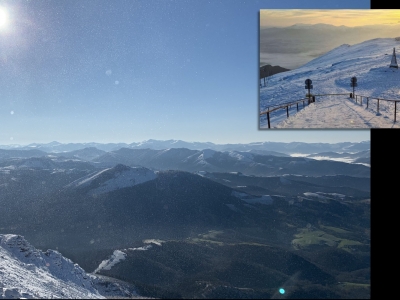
left=260, top=92, right=400, bottom=128
left=353, top=94, right=400, bottom=122
left=260, top=93, right=348, bottom=128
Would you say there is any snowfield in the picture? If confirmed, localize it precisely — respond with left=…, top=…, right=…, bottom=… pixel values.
left=260, top=38, right=400, bottom=128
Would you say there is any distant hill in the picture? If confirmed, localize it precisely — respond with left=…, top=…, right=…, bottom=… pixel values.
left=260, top=64, right=290, bottom=78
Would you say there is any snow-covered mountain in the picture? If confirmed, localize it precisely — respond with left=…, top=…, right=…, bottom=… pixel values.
left=0, top=140, right=370, bottom=154
left=260, top=38, right=400, bottom=128
left=90, top=149, right=370, bottom=177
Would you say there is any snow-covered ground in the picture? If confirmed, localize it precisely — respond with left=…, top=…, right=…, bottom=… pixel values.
left=275, top=95, right=400, bottom=128
left=260, top=38, right=400, bottom=128
left=0, top=234, right=142, bottom=299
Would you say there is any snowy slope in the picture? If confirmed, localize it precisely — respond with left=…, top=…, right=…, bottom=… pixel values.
left=0, top=234, right=104, bottom=299
left=260, top=38, right=400, bottom=128
left=65, top=164, right=157, bottom=195
left=0, top=234, right=142, bottom=299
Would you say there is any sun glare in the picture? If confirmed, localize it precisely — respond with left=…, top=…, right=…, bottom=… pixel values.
left=0, top=7, right=9, bottom=29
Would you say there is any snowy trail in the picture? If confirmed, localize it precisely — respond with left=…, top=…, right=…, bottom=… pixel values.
left=260, top=38, right=400, bottom=128
left=275, top=96, right=400, bottom=128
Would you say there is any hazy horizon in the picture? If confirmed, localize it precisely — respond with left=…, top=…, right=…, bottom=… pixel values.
left=260, top=10, right=400, bottom=69
left=0, top=130, right=370, bottom=146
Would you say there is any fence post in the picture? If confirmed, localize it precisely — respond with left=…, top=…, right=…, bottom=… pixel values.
left=303, top=101, right=305, bottom=107
left=395, top=102, right=397, bottom=122
left=267, top=112, right=270, bottom=128
left=367, top=98, right=369, bottom=108
left=297, top=103, right=299, bottom=111
left=378, top=99, right=379, bottom=113
left=355, top=95, right=357, bottom=104
left=360, top=96, right=362, bottom=106
left=286, top=106, right=289, bottom=118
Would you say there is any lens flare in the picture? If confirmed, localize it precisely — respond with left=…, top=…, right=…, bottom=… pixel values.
left=0, top=7, right=8, bottom=28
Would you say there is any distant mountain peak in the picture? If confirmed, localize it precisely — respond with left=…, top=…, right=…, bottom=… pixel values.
left=289, top=23, right=349, bottom=29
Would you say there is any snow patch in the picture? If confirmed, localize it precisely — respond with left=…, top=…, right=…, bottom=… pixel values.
left=73, top=168, right=112, bottom=187
left=126, top=245, right=153, bottom=251
left=197, top=171, right=207, bottom=177
left=200, top=149, right=216, bottom=159
left=90, top=168, right=156, bottom=195
left=307, top=156, right=354, bottom=164
left=227, top=151, right=254, bottom=162
left=94, top=250, right=127, bottom=274
left=303, top=192, right=330, bottom=200
left=290, top=153, right=310, bottom=157
left=316, top=192, right=346, bottom=199
left=66, top=166, right=157, bottom=195
left=143, top=239, right=164, bottom=246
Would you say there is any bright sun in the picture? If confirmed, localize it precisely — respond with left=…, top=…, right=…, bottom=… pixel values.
left=0, top=7, right=9, bottom=29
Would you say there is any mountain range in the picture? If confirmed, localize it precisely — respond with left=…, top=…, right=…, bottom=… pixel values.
left=0, top=139, right=370, bottom=154
left=0, top=140, right=370, bottom=298
left=0, top=147, right=370, bottom=177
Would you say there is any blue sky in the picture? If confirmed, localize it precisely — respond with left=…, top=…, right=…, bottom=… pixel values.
left=0, top=0, right=369, bottom=145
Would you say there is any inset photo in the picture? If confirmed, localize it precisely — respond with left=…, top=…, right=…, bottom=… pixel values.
left=259, top=9, right=400, bottom=128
